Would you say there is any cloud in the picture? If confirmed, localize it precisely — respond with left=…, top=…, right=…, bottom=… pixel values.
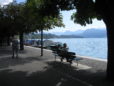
left=47, top=18, right=106, bottom=33
left=0, top=0, right=13, bottom=6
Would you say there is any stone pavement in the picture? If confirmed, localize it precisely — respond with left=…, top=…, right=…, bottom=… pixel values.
left=0, top=46, right=113, bottom=86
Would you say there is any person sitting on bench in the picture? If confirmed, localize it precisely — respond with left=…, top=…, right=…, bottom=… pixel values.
left=62, top=43, right=69, bottom=52
left=60, top=43, right=69, bottom=62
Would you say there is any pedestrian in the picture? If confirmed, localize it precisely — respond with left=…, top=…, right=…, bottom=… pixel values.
left=12, top=37, right=19, bottom=59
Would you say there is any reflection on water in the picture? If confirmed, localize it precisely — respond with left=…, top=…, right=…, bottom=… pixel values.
left=50, top=38, right=107, bottom=59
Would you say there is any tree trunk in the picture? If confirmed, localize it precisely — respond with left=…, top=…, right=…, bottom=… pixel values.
left=41, top=29, right=43, bottom=56
left=95, top=0, right=114, bottom=80
left=103, top=17, right=114, bottom=80
left=19, top=32, right=24, bottom=50
left=107, top=28, right=114, bottom=81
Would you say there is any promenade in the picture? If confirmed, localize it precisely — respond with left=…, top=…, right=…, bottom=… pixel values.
left=0, top=46, right=113, bottom=86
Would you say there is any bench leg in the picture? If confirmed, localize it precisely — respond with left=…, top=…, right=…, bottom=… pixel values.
left=66, top=58, right=73, bottom=64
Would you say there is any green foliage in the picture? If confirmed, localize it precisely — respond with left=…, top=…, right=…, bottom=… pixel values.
left=26, top=0, right=65, bottom=31
left=27, top=0, right=74, bottom=17
left=0, top=0, right=64, bottom=38
left=71, top=0, right=102, bottom=26
left=30, top=0, right=102, bottom=26
left=0, top=3, right=27, bottom=36
left=0, top=0, right=103, bottom=38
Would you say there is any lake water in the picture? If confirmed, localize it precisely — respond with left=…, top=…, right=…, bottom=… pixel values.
left=50, top=38, right=107, bottom=60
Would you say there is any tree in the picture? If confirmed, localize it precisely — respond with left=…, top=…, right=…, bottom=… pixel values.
left=95, top=0, right=114, bottom=80
left=29, top=0, right=114, bottom=80
left=3, top=3, right=27, bottom=50
left=26, top=0, right=64, bottom=56
left=0, top=0, right=64, bottom=52
left=0, top=2, right=35, bottom=49
left=0, top=5, right=17, bottom=46
left=72, top=0, right=114, bottom=80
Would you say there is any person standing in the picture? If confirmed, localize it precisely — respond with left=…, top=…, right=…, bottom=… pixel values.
left=12, top=37, right=19, bottom=59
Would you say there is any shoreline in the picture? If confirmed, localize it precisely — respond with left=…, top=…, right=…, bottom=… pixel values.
left=77, top=55, right=107, bottom=62
left=26, top=45, right=107, bottom=62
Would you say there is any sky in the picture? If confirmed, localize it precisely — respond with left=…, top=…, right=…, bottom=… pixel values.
left=0, top=0, right=25, bottom=6
left=0, top=0, right=106, bottom=33
left=48, top=10, right=106, bottom=33
left=0, top=0, right=13, bottom=6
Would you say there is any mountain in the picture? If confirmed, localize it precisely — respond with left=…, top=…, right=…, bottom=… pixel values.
left=62, top=30, right=84, bottom=35
left=82, top=28, right=107, bottom=38
left=45, top=28, right=107, bottom=38
left=49, top=30, right=84, bottom=35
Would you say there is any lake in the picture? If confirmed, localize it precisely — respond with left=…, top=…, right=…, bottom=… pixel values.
left=49, top=38, right=107, bottom=60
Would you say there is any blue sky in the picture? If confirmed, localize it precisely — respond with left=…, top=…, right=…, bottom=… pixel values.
left=0, top=0, right=25, bottom=6
left=0, top=0, right=106, bottom=33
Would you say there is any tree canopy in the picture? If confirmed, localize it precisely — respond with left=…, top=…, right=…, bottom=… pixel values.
left=27, top=0, right=102, bottom=26
left=0, top=0, right=64, bottom=38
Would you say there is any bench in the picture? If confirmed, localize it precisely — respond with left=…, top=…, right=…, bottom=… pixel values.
left=50, top=45, right=82, bottom=65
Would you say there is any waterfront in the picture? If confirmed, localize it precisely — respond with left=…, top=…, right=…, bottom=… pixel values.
left=50, top=38, right=107, bottom=60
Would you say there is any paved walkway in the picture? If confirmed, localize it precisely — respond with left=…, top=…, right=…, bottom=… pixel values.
left=0, top=46, right=113, bottom=86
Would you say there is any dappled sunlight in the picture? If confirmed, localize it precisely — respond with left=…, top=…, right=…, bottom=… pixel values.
left=49, top=59, right=92, bottom=70
left=0, top=61, right=48, bottom=76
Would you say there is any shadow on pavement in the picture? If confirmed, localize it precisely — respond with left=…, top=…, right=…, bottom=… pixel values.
left=0, top=60, right=114, bottom=86
left=46, top=61, right=114, bottom=86
left=0, top=56, right=44, bottom=69
left=0, top=63, right=85, bottom=86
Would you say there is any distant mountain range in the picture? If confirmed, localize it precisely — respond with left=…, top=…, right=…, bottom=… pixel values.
left=49, top=30, right=84, bottom=35
left=48, top=28, right=107, bottom=38
left=81, top=28, right=107, bottom=38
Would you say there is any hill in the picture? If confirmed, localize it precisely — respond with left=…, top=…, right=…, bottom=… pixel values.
left=25, top=28, right=107, bottom=39
left=82, top=28, right=107, bottom=38
left=48, top=28, right=107, bottom=38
